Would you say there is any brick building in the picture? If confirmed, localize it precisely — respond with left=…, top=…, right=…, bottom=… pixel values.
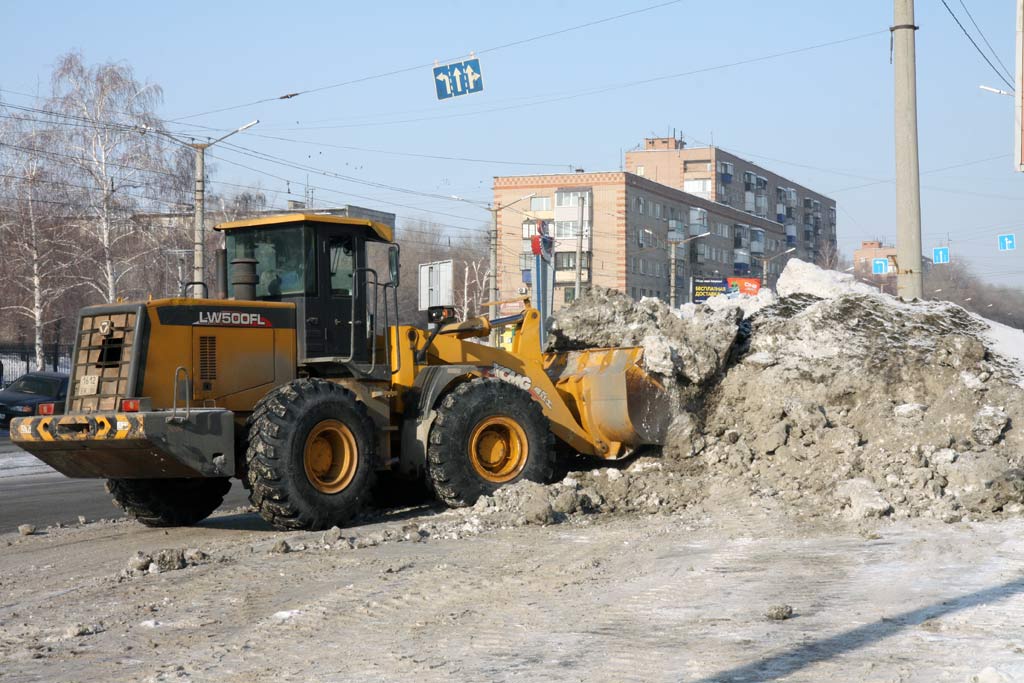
left=625, top=137, right=837, bottom=264
left=493, top=171, right=790, bottom=310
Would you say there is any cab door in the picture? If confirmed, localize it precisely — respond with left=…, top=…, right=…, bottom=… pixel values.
left=319, top=231, right=359, bottom=359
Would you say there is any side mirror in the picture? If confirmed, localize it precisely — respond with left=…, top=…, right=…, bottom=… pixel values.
left=388, top=244, right=400, bottom=287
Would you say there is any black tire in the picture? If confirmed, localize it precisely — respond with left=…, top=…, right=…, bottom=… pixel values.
left=105, top=477, right=231, bottom=527
left=245, top=378, right=376, bottom=531
left=427, top=378, right=555, bottom=508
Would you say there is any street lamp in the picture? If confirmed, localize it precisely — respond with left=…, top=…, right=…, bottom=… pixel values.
left=668, top=231, right=711, bottom=307
left=187, top=120, right=259, bottom=297
left=755, top=247, right=796, bottom=287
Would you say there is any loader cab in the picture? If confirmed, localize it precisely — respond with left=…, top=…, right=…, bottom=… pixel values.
left=217, top=214, right=397, bottom=371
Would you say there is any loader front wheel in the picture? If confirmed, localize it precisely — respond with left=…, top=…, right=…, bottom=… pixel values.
left=245, top=379, right=376, bottom=531
left=106, top=477, right=232, bottom=527
left=427, top=379, right=555, bottom=507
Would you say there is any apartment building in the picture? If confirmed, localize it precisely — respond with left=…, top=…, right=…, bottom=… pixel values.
left=493, top=171, right=790, bottom=310
left=625, top=137, right=837, bottom=264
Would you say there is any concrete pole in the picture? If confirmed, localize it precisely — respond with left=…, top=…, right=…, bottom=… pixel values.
left=669, top=242, right=678, bottom=307
left=489, top=204, right=499, bottom=344
left=574, top=195, right=585, bottom=300
left=893, top=0, right=923, bottom=299
left=192, top=143, right=207, bottom=298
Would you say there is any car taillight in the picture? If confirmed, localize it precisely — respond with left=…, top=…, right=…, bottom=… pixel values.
left=121, top=399, right=140, bottom=412
left=37, top=403, right=55, bottom=415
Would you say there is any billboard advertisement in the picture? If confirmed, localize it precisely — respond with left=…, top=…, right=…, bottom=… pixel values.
left=691, top=277, right=761, bottom=303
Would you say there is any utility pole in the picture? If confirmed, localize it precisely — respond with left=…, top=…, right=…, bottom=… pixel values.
left=669, top=231, right=711, bottom=308
left=191, top=143, right=206, bottom=292
left=893, top=0, right=923, bottom=299
left=184, top=120, right=259, bottom=299
left=574, top=194, right=586, bottom=300
left=489, top=203, right=499, bottom=340
left=669, top=242, right=678, bottom=307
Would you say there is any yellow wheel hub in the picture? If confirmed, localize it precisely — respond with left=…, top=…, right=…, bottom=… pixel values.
left=303, top=420, right=357, bottom=494
left=469, top=416, right=528, bottom=483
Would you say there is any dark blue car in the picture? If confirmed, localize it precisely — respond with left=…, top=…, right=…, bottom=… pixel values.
left=0, top=371, right=69, bottom=430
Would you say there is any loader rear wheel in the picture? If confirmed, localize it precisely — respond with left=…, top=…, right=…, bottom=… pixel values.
left=245, top=378, right=376, bottom=531
left=427, top=379, right=555, bottom=508
left=106, top=477, right=231, bottom=527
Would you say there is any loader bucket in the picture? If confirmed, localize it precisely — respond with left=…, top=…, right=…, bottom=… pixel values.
left=546, top=347, right=671, bottom=458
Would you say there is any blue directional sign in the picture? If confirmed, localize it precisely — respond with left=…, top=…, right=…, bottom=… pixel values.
left=433, top=59, right=484, bottom=100
left=932, top=247, right=950, bottom=264
left=872, top=258, right=889, bottom=275
left=998, top=233, right=1016, bottom=251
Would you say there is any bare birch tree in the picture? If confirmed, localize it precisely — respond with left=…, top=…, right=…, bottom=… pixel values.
left=0, top=114, right=79, bottom=368
left=45, top=52, right=181, bottom=302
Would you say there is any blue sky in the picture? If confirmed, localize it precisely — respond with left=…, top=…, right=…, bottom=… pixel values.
left=3, top=0, right=1024, bottom=286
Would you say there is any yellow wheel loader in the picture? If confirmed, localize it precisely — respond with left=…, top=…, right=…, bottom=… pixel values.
left=11, top=214, right=669, bottom=530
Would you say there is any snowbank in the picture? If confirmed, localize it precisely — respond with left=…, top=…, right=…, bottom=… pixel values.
left=776, top=258, right=878, bottom=299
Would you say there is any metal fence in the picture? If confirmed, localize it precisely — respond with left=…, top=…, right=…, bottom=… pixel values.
left=0, top=343, right=74, bottom=387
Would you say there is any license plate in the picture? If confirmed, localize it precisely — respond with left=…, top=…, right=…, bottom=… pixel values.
left=78, top=375, right=99, bottom=396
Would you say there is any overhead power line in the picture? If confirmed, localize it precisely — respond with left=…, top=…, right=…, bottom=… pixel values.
left=269, top=30, right=889, bottom=132
left=957, top=0, right=1015, bottom=84
left=169, top=0, right=687, bottom=122
left=939, top=0, right=1015, bottom=91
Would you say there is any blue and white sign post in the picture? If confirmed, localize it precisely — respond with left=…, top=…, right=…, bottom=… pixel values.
left=998, top=233, right=1016, bottom=251
left=433, top=58, right=484, bottom=100
left=872, top=258, right=890, bottom=275
left=932, top=247, right=950, bottom=264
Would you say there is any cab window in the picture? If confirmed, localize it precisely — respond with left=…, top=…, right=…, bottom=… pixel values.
left=226, top=225, right=316, bottom=298
left=329, top=237, right=355, bottom=297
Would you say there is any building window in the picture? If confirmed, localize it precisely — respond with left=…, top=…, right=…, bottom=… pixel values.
left=556, top=191, right=588, bottom=208
left=636, top=165, right=645, bottom=177
left=522, top=221, right=538, bottom=238
left=631, top=287, right=637, bottom=299
left=554, top=221, right=577, bottom=239
left=683, top=179, right=711, bottom=197
left=529, top=196, right=552, bottom=211
left=519, top=253, right=533, bottom=270
left=564, top=287, right=576, bottom=303
left=554, top=252, right=590, bottom=271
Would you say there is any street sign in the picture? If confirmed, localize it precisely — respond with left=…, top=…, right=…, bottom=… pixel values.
left=418, top=259, right=453, bottom=311
left=932, top=247, right=950, bottom=264
left=433, top=58, right=484, bottom=100
left=872, top=258, right=889, bottom=275
left=998, top=233, right=1017, bottom=251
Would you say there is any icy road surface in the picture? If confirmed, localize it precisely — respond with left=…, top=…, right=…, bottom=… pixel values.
left=2, top=509, right=1023, bottom=682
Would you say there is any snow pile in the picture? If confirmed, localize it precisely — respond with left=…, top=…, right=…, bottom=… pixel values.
left=537, top=260, right=1024, bottom=525
left=775, top=257, right=877, bottom=299
left=678, top=288, right=776, bottom=321
left=546, top=286, right=742, bottom=392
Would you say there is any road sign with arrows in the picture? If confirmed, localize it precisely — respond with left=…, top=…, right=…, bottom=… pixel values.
left=433, top=59, right=484, bottom=100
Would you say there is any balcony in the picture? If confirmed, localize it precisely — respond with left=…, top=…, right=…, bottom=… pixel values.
left=720, top=172, right=732, bottom=184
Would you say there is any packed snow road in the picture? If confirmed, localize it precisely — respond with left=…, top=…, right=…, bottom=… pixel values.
left=2, top=507, right=1023, bottom=682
